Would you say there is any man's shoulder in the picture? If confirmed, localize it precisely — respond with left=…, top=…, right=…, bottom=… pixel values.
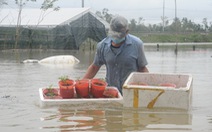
left=126, top=34, right=143, bottom=44
left=97, top=37, right=110, bottom=49
left=98, top=37, right=110, bottom=44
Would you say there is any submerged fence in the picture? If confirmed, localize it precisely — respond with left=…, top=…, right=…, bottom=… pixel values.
left=0, top=27, right=55, bottom=50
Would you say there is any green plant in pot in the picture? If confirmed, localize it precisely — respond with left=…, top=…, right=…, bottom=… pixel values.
left=58, top=76, right=75, bottom=99
left=43, top=85, right=60, bottom=99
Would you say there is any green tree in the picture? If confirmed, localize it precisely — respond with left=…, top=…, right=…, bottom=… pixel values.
left=138, top=17, right=145, bottom=25
left=13, top=0, right=59, bottom=49
left=14, top=0, right=37, bottom=49
left=102, top=8, right=113, bottom=23
left=209, top=22, right=212, bottom=32
left=161, top=16, right=168, bottom=32
left=168, top=17, right=181, bottom=32
left=95, top=11, right=104, bottom=19
left=181, top=17, right=188, bottom=32
left=129, top=19, right=137, bottom=32
left=41, top=0, right=59, bottom=11
left=95, top=8, right=113, bottom=23
left=202, top=18, right=208, bottom=32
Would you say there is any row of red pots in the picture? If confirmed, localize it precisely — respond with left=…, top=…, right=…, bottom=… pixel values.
left=58, top=78, right=108, bottom=99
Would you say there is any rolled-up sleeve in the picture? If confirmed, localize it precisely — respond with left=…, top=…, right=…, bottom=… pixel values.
left=137, top=41, right=148, bottom=68
left=93, top=42, right=104, bottom=66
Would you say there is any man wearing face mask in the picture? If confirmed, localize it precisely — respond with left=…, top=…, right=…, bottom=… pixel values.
left=83, top=15, right=149, bottom=94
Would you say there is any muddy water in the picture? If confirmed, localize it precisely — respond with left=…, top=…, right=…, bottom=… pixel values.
left=0, top=46, right=212, bottom=132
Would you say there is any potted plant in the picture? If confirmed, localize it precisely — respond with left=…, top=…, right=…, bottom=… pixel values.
left=103, top=87, right=119, bottom=98
left=75, top=79, right=90, bottom=98
left=91, top=78, right=107, bottom=98
left=43, top=85, right=60, bottom=99
left=58, top=76, right=75, bottom=99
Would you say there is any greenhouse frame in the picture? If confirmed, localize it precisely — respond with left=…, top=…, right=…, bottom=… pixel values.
left=0, top=8, right=109, bottom=50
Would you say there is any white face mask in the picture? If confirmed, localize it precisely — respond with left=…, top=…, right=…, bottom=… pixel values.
left=111, top=37, right=125, bottom=44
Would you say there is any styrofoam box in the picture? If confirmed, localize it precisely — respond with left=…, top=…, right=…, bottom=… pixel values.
left=39, top=88, right=123, bottom=108
left=122, top=72, right=193, bottom=110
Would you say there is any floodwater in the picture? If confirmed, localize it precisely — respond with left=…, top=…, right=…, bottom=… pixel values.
left=0, top=45, right=212, bottom=132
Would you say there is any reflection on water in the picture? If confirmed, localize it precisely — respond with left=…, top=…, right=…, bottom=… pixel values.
left=40, top=108, right=106, bottom=131
left=0, top=46, right=212, bottom=131
left=40, top=107, right=192, bottom=131
left=122, top=110, right=191, bottom=131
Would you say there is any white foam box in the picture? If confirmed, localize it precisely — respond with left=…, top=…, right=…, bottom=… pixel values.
left=39, top=88, right=123, bottom=108
left=122, top=72, right=193, bottom=110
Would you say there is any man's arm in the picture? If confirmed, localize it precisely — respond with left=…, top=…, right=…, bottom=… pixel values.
left=138, top=66, right=149, bottom=72
left=83, top=63, right=101, bottom=79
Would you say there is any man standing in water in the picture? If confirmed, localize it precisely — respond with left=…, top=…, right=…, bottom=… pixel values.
left=83, top=15, right=149, bottom=94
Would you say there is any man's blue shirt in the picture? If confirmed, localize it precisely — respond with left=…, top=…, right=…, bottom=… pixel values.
left=93, top=34, right=148, bottom=93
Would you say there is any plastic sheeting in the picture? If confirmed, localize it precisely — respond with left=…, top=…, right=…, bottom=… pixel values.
left=52, top=12, right=107, bottom=50
left=0, top=10, right=108, bottom=50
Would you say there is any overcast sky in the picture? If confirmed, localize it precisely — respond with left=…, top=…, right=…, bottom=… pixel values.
left=2, top=0, right=212, bottom=25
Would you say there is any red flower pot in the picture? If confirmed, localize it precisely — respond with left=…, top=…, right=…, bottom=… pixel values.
left=103, top=87, right=119, bottom=98
left=59, top=79, right=75, bottom=99
left=91, top=79, right=107, bottom=98
left=43, top=88, right=60, bottom=99
left=75, top=79, right=90, bottom=98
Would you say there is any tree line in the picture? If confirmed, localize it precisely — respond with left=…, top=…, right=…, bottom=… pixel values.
left=1, top=1, right=212, bottom=34
left=96, top=8, right=212, bottom=33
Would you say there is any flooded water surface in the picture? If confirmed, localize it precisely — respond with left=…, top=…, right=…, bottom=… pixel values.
left=0, top=45, right=212, bottom=132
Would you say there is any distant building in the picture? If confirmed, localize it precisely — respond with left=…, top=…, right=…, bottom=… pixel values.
left=0, top=8, right=109, bottom=49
